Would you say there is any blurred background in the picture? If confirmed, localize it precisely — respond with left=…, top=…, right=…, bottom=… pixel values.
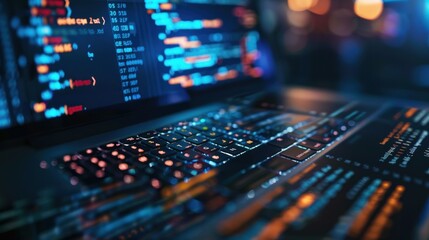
left=260, top=0, right=429, bottom=101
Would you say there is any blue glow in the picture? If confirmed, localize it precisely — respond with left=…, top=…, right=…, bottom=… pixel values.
left=158, top=33, right=167, bottom=40
left=45, top=106, right=65, bottom=119
left=158, top=55, right=164, bottom=62
left=163, top=74, right=170, bottom=81
left=41, top=90, right=53, bottom=100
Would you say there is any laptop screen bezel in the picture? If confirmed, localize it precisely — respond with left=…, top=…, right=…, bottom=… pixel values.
left=1, top=75, right=271, bottom=146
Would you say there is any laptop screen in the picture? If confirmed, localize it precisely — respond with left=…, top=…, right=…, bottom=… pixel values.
left=0, top=0, right=269, bottom=136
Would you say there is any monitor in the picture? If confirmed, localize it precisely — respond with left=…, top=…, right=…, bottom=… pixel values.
left=0, top=0, right=271, bottom=140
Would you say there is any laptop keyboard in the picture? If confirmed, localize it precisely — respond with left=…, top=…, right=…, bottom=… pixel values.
left=56, top=105, right=359, bottom=191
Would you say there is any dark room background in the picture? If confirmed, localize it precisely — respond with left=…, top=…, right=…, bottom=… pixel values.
left=260, top=0, right=429, bottom=101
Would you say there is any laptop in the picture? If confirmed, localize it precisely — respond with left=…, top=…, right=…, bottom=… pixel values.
left=1, top=0, right=429, bottom=239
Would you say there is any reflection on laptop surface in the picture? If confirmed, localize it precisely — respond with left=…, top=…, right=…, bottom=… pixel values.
left=1, top=1, right=429, bottom=239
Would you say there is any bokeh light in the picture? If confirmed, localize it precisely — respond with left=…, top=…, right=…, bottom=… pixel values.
left=354, top=0, right=384, bottom=20
left=310, top=0, right=331, bottom=15
left=330, top=9, right=357, bottom=37
left=288, top=0, right=318, bottom=12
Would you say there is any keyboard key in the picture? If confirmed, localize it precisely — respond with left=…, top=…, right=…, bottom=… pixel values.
left=177, top=150, right=203, bottom=161
left=132, top=155, right=155, bottom=168
left=214, top=123, right=235, bottom=132
left=216, top=143, right=282, bottom=181
left=158, top=157, right=186, bottom=169
left=148, top=176, right=167, bottom=190
left=261, top=156, right=298, bottom=172
left=171, top=169, right=189, bottom=181
left=174, top=120, right=190, bottom=127
left=258, top=129, right=281, bottom=139
left=281, top=146, right=315, bottom=161
left=141, top=138, right=167, bottom=148
left=87, top=156, right=109, bottom=169
left=109, top=150, right=132, bottom=161
left=206, top=152, right=231, bottom=165
left=176, top=127, right=200, bottom=137
left=139, top=130, right=158, bottom=139
left=116, top=162, right=132, bottom=173
left=269, top=136, right=295, bottom=149
left=202, top=130, right=223, bottom=139
left=79, top=158, right=101, bottom=175
left=119, top=136, right=141, bottom=145
left=101, top=161, right=124, bottom=180
left=154, top=160, right=188, bottom=184
left=224, top=167, right=277, bottom=193
left=192, top=124, right=213, bottom=131
left=183, top=161, right=211, bottom=176
left=156, top=125, right=174, bottom=132
left=156, top=165, right=190, bottom=185
left=195, top=143, right=219, bottom=154
left=159, top=133, right=183, bottom=143
left=237, top=138, right=260, bottom=149
left=271, top=124, right=288, bottom=133
left=123, top=144, right=149, bottom=156
left=79, top=148, right=98, bottom=157
left=99, top=142, right=121, bottom=151
left=287, top=130, right=307, bottom=140
left=222, top=144, right=247, bottom=156
left=299, top=139, right=325, bottom=151
left=309, top=134, right=333, bottom=144
left=186, top=135, right=208, bottom=145
left=169, top=140, right=193, bottom=151
left=229, top=131, right=251, bottom=141
left=213, top=137, right=234, bottom=147
left=151, top=147, right=176, bottom=158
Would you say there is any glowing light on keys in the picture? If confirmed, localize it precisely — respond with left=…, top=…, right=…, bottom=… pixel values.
left=90, top=157, right=99, bottom=164
left=174, top=170, right=184, bottom=179
left=131, top=146, right=145, bottom=153
left=193, top=162, right=203, bottom=170
left=96, top=170, right=105, bottom=178
left=138, top=156, right=149, bottom=163
left=118, top=163, right=129, bottom=171
left=151, top=179, right=162, bottom=189
left=158, top=150, right=167, bottom=156
left=98, top=161, right=107, bottom=168
left=124, top=175, right=135, bottom=184
left=70, top=177, right=79, bottom=186
left=75, top=166, right=85, bottom=175
left=288, top=0, right=318, bottom=12
left=354, top=0, right=384, bottom=20
left=165, top=160, right=174, bottom=167
left=106, top=143, right=116, bottom=148
left=39, top=161, right=48, bottom=169
left=63, top=155, right=71, bottom=162
left=297, top=193, right=317, bottom=208
left=70, top=162, right=78, bottom=170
